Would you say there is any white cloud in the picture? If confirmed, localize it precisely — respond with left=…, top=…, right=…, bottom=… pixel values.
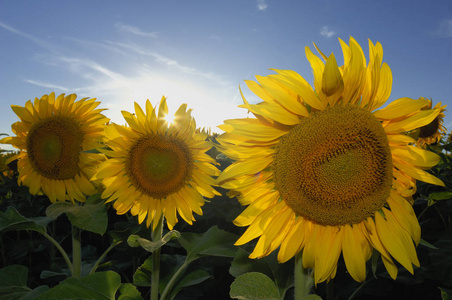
left=320, top=26, right=335, bottom=38
left=1, top=22, right=245, bottom=132
left=115, top=23, right=158, bottom=38
left=25, top=79, right=69, bottom=92
left=257, top=0, right=268, bottom=11
left=432, top=19, right=452, bottom=38
left=0, top=21, right=60, bottom=54
left=105, top=41, right=231, bottom=86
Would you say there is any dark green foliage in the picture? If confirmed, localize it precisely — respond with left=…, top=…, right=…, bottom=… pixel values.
left=0, top=135, right=451, bottom=299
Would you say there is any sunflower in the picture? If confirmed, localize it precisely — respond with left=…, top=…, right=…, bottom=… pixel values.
left=92, top=96, right=220, bottom=230
left=414, top=98, right=447, bottom=147
left=0, top=92, right=108, bottom=203
left=216, top=37, right=445, bottom=284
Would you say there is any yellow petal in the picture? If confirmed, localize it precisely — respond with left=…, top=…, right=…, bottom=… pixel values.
left=391, top=146, right=441, bottom=168
left=373, top=97, right=429, bottom=119
left=384, top=109, right=440, bottom=133
left=157, top=96, right=169, bottom=132
left=343, top=224, right=367, bottom=282
left=314, top=226, right=343, bottom=284
left=277, top=218, right=306, bottom=263
left=219, top=118, right=287, bottom=142
left=387, top=191, right=421, bottom=245
left=322, top=53, right=344, bottom=98
left=375, top=209, right=415, bottom=274
left=217, top=157, right=271, bottom=184
left=392, top=160, right=444, bottom=186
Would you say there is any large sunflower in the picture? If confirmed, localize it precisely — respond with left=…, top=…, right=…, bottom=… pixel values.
left=1, top=92, right=108, bottom=203
left=216, top=37, right=445, bottom=284
left=415, top=98, right=447, bottom=147
left=92, top=97, right=220, bottom=230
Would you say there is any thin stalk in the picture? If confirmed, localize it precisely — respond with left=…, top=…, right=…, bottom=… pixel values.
left=294, top=252, right=313, bottom=299
left=433, top=205, right=448, bottom=230
left=72, top=225, right=82, bottom=278
left=89, top=240, right=123, bottom=274
left=40, top=230, right=73, bottom=273
left=160, top=261, right=190, bottom=300
left=348, top=278, right=372, bottom=300
left=151, top=215, right=164, bottom=300
left=417, top=205, right=430, bottom=220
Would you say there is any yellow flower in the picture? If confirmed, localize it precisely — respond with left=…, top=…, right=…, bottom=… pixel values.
left=1, top=93, right=109, bottom=203
left=415, top=98, right=447, bottom=147
left=92, top=96, right=220, bottom=230
left=217, top=37, right=445, bottom=284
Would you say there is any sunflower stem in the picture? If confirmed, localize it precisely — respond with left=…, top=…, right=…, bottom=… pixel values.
left=40, top=230, right=73, bottom=273
left=294, top=252, right=313, bottom=299
left=160, top=260, right=190, bottom=300
left=72, top=225, right=82, bottom=278
left=89, top=240, right=122, bottom=275
left=151, top=215, right=164, bottom=300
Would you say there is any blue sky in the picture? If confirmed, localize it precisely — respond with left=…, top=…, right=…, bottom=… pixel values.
left=1, top=0, right=451, bottom=150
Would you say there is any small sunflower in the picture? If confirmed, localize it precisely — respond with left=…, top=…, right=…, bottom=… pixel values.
left=217, top=37, right=445, bottom=284
left=415, top=98, right=447, bottom=147
left=1, top=93, right=109, bottom=203
left=92, top=96, right=220, bottom=230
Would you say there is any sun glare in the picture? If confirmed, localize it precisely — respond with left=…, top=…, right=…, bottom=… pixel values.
left=164, top=113, right=175, bottom=125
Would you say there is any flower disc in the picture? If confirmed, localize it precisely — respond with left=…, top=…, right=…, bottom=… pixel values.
left=273, top=105, right=393, bottom=226
left=126, top=135, right=193, bottom=199
left=27, top=116, right=83, bottom=180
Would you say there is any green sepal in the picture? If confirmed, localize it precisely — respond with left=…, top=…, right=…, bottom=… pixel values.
left=127, top=230, right=180, bottom=252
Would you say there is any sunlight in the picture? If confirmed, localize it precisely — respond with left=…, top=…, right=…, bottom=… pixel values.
left=164, top=112, right=175, bottom=125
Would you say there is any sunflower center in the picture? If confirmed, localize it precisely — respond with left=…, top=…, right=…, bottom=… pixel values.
left=27, top=116, right=84, bottom=180
left=418, top=117, right=439, bottom=138
left=273, top=105, right=393, bottom=226
left=126, top=135, right=193, bottom=199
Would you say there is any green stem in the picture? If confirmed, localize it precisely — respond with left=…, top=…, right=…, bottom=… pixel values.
left=151, top=215, right=164, bottom=300
left=40, top=230, right=73, bottom=273
left=348, top=278, right=372, bottom=300
left=89, top=240, right=123, bottom=275
left=160, top=260, right=190, bottom=300
left=417, top=205, right=430, bottom=220
left=294, top=252, right=313, bottom=299
left=72, top=225, right=82, bottom=278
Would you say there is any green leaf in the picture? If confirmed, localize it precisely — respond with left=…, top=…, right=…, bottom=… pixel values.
left=35, top=271, right=121, bottom=300
left=133, top=256, right=153, bottom=287
left=118, top=283, right=143, bottom=300
left=371, top=249, right=380, bottom=279
left=45, top=194, right=108, bottom=235
left=0, top=207, right=52, bottom=234
left=178, top=226, right=237, bottom=263
left=168, top=269, right=211, bottom=300
left=230, top=272, right=280, bottom=300
left=420, top=238, right=439, bottom=249
left=429, top=191, right=452, bottom=201
left=440, top=287, right=452, bottom=300
left=127, top=230, right=180, bottom=252
left=0, top=265, right=49, bottom=300
left=229, top=248, right=294, bottom=296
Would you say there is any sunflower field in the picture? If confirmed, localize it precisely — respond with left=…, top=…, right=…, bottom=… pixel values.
left=0, top=38, right=451, bottom=300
